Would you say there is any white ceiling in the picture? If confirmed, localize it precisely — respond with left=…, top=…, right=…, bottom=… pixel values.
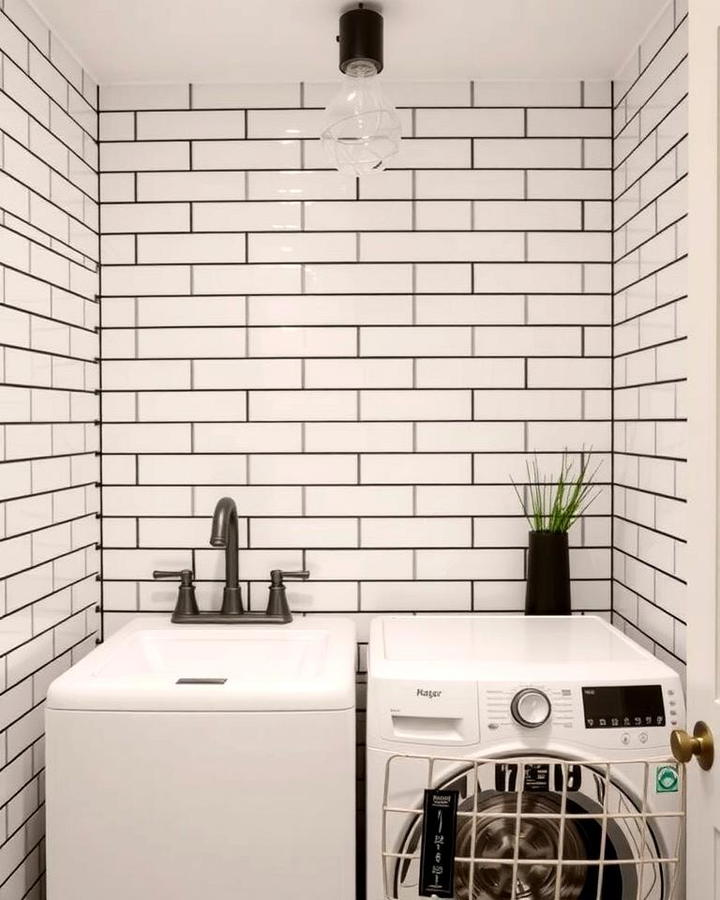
left=30, top=0, right=667, bottom=85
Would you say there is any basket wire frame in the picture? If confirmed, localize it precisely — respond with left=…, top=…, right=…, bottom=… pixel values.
left=381, top=752, right=686, bottom=900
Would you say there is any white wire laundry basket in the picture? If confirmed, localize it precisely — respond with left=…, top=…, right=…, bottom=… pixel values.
left=381, top=752, right=686, bottom=900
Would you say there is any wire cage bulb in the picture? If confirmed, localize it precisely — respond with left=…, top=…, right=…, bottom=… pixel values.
left=322, top=7, right=401, bottom=176
left=321, top=63, right=401, bottom=176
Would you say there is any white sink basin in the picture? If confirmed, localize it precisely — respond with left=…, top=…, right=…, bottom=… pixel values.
left=47, top=615, right=356, bottom=711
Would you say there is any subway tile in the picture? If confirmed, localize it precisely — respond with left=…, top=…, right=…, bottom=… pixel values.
left=474, top=200, right=582, bottom=230
left=473, top=263, right=583, bottom=293
left=415, top=108, right=524, bottom=137
left=390, top=138, right=471, bottom=169
left=247, top=108, right=324, bottom=139
left=415, top=201, right=472, bottom=230
left=248, top=327, right=357, bottom=358
left=136, top=110, right=245, bottom=139
left=360, top=389, right=471, bottom=421
left=194, top=422, right=301, bottom=453
left=472, top=389, right=583, bottom=420
left=193, top=358, right=301, bottom=389
left=250, top=517, right=357, bottom=549
left=138, top=454, right=247, bottom=485
left=527, top=170, right=611, bottom=199
left=134, top=326, right=246, bottom=359
left=137, top=391, right=248, bottom=422
left=101, top=203, right=190, bottom=233
left=474, top=326, right=582, bottom=356
left=192, top=263, right=301, bottom=295
left=415, top=295, right=524, bottom=325
left=472, top=81, right=582, bottom=107
left=360, top=580, right=471, bottom=612
left=526, top=108, right=611, bottom=137
left=304, top=201, right=412, bottom=231
left=100, top=112, right=135, bottom=141
left=473, top=138, right=582, bottom=169
left=417, top=548, right=522, bottom=580
left=248, top=232, right=355, bottom=263
left=100, top=141, right=190, bottom=171
left=137, top=232, right=246, bottom=264
left=192, top=139, right=299, bottom=170
left=103, top=486, right=192, bottom=516
left=362, top=517, right=471, bottom=548
left=249, top=454, right=356, bottom=485
left=304, top=359, right=413, bottom=389
left=103, top=423, right=191, bottom=453
left=360, top=231, right=524, bottom=262
left=304, top=422, right=413, bottom=453
left=305, top=263, right=412, bottom=294
left=193, top=201, right=300, bottom=232
left=137, top=171, right=246, bottom=201
left=527, top=232, right=611, bottom=261
left=102, top=264, right=191, bottom=296
left=361, top=326, right=471, bottom=357
left=416, top=170, right=524, bottom=199
left=305, top=549, right=412, bottom=580
left=361, top=454, right=471, bottom=484
left=136, top=296, right=245, bottom=326
left=248, top=390, right=356, bottom=421
left=102, top=360, right=191, bottom=390
left=248, top=294, right=412, bottom=326
left=415, top=422, right=524, bottom=452
left=527, top=358, right=611, bottom=388
left=248, top=170, right=355, bottom=200
left=100, top=84, right=190, bottom=110
left=305, top=485, right=413, bottom=517
left=192, top=83, right=300, bottom=108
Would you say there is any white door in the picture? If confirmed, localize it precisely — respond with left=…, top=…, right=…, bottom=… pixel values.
left=687, top=0, right=720, bottom=895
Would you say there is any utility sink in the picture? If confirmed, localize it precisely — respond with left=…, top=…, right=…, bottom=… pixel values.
left=45, top=614, right=357, bottom=900
left=46, top=614, right=356, bottom=712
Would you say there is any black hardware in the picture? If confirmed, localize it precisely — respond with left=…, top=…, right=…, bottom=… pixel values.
left=266, top=569, right=310, bottom=622
left=153, top=569, right=200, bottom=619
left=338, top=5, right=384, bottom=74
left=156, top=500, right=310, bottom=625
left=210, top=497, right=244, bottom=615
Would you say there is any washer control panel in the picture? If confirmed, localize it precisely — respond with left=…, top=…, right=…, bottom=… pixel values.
left=510, top=688, right=552, bottom=728
left=581, top=684, right=665, bottom=729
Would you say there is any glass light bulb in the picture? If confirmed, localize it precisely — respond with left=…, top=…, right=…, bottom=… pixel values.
left=321, top=63, right=402, bottom=177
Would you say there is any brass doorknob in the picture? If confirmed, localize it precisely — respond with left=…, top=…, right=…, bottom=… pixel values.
left=671, top=721, right=714, bottom=770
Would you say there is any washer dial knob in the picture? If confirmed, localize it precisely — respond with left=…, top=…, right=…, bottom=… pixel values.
left=511, top=688, right=551, bottom=728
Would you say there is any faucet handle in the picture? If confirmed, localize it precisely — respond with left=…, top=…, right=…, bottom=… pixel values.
left=153, top=569, right=194, bottom=585
left=152, top=570, right=199, bottom=619
left=270, top=569, right=310, bottom=584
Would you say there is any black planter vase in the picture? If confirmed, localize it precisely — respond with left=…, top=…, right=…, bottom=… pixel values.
left=525, top=530, right=571, bottom=616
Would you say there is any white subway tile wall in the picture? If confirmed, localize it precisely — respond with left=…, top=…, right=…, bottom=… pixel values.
left=612, top=0, right=687, bottom=669
left=0, top=0, right=100, bottom=893
left=98, top=77, right=614, bottom=635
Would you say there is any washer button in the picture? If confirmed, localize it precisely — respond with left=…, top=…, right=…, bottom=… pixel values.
left=639, top=732, right=648, bottom=744
left=620, top=732, right=631, bottom=745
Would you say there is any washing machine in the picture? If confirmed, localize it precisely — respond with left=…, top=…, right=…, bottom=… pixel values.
left=367, top=615, right=685, bottom=900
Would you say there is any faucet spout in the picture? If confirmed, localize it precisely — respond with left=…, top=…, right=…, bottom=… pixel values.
left=210, top=497, right=243, bottom=615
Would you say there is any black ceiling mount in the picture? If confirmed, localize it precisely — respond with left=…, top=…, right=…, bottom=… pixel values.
left=338, top=5, right=384, bottom=74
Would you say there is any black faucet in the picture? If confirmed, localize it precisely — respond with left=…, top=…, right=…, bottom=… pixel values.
left=152, top=497, right=310, bottom=623
left=210, top=496, right=243, bottom=616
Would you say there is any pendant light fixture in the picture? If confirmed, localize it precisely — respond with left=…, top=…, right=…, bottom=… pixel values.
left=321, top=4, right=402, bottom=176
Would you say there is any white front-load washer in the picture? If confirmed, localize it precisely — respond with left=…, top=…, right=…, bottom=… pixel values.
left=367, top=615, right=685, bottom=900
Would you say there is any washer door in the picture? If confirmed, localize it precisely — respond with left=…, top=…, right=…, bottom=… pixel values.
left=391, top=758, right=668, bottom=900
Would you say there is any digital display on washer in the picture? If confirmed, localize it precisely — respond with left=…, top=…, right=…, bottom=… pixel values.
left=582, top=684, right=665, bottom=729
